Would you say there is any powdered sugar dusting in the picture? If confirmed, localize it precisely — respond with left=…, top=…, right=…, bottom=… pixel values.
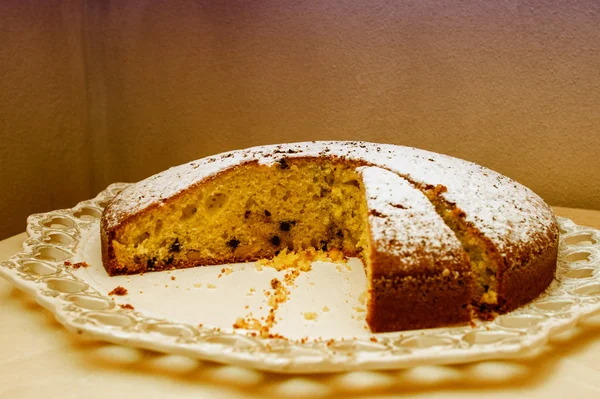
left=104, top=141, right=557, bottom=268
left=359, top=166, right=468, bottom=274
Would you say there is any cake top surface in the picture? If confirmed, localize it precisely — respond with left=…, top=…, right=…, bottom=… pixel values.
left=104, top=141, right=557, bottom=266
left=359, top=166, right=469, bottom=276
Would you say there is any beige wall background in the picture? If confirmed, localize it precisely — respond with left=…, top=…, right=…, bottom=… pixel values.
left=1, top=0, right=599, bottom=239
left=0, top=0, right=90, bottom=239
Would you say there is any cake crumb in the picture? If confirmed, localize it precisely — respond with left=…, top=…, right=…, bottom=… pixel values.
left=64, top=261, right=90, bottom=269
left=233, top=316, right=262, bottom=331
left=359, top=291, right=368, bottom=305
left=207, top=283, right=216, bottom=289
left=234, top=257, right=304, bottom=338
left=267, top=279, right=290, bottom=308
left=322, top=306, right=330, bottom=312
left=171, top=276, right=176, bottom=281
left=270, top=278, right=282, bottom=289
left=256, top=247, right=349, bottom=273
left=370, top=337, right=378, bottom=343
left=194, top=283, right=202, bottom=288
left=283, top=269, right=300, bottom=286
left=108, top=286, right=128, bottom=296
left=354, top=306, right=366, bottom=313
left=119, top=304, right=134, bottom=310
left=303, top=312, right=318, bottom=320
left=328, top=248, right=345, bottom=262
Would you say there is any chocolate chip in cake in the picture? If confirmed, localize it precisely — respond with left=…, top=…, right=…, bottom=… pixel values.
left=320, top=240, right=328, bottom=251
left=166, top=255, right=174, bottom=265
left=244, top=210, right=251, bottom=219
left=264, top=210, right=271, bottom=217
left=169, top=238, right=181, bottom=253
left=270, top=236, right=281, bottom=246
left=319, top=186, right=332, bottom=198
left=147, top=257, right=157, bottom=270
left=277, top=158, right=289, bottom=169
left=227, top=238, right=241, bottom=249
left=336, top=230, right=344, bottom=238
left=279, top=221, right=296, bottom=231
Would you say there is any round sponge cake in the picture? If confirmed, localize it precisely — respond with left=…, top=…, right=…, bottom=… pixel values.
left=101, top=141, right=558, bottom=332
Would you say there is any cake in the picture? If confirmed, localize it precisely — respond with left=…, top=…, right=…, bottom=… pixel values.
left=101, top=141, right=559, bottom=332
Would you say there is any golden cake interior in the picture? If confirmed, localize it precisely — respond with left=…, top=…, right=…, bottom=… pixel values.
left=111, top=158, right=371, bottom=271
left=109, top=157, right=500, bottom=312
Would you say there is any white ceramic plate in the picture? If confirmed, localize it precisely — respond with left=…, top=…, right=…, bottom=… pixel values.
left=1, top=183, right=599, bottom=374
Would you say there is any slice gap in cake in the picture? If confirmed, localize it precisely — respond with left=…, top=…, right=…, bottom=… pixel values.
left=418, top=183, right=505, bottom=317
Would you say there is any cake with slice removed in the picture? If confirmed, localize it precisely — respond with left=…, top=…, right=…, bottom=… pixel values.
left=101, top=141, right=559, bottom=332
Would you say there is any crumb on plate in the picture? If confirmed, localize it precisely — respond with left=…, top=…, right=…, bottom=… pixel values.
left=108, top=286, right=128, bottom=296
left=303, top=312, right=318, bottom=320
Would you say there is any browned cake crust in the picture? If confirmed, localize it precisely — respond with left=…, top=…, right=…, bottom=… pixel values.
left=497, top=237, right=559, bottom=313
left=367, top=273, right=472, bottom=332
left=366, top=250, right=472, bottom=332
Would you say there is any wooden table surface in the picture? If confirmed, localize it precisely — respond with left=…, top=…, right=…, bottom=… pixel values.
left=1, top=206, right=599, bottom=398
